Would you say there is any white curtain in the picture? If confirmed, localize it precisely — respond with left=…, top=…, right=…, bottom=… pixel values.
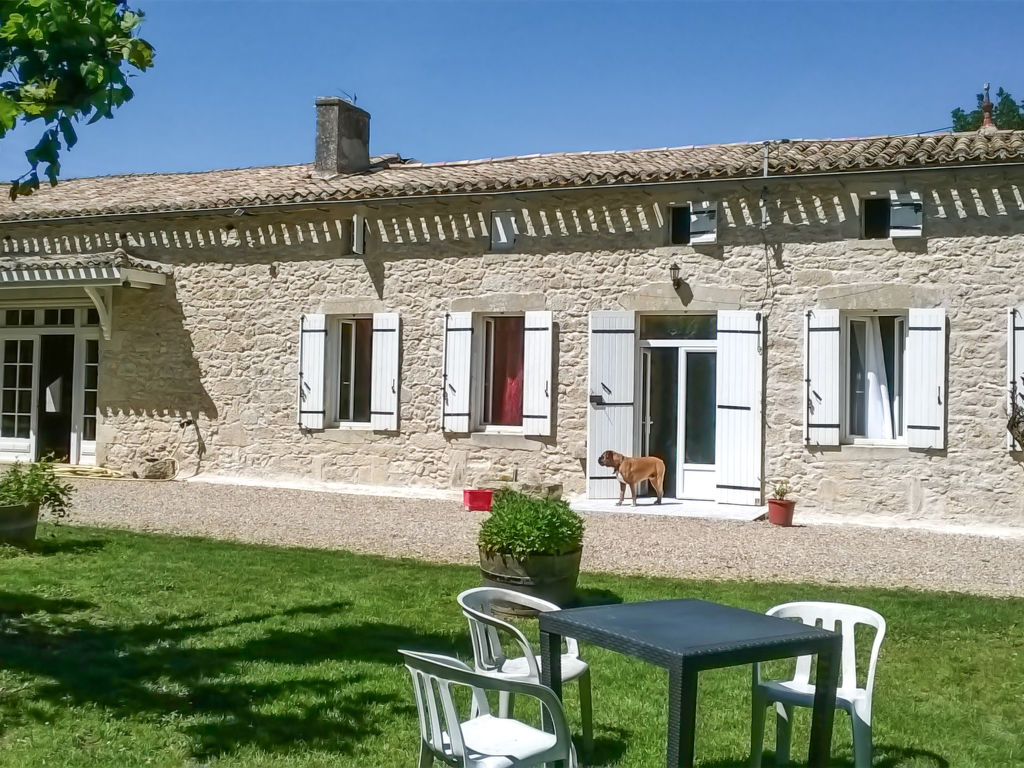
left=862, top=318, right=894, bottom=439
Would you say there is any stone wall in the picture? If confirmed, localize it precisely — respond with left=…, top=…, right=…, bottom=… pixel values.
left=3, top=166, right=1024, bottom=529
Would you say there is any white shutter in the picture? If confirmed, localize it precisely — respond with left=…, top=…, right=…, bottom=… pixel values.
left=889, top=190, right=923, bottom=238
left=715, top=310, right=763, bottom=505
left=905, top=307, right=946, bottom=450
left=298, top=313, right=326, bottom=430
left=587, top=311, right=636, bottom=498
left=1008, top=307, right=1024, bottom=449
left=522, top=310, right=552, bottom=436
left=804, top=308, right=841, bottom=446
left=370, top=312, right=400, bottom=431
left=442, top=312, right=473, bottom=432
left=352, top=213, right=366, bottom=255
left=689, top=201, right=718, bottom=244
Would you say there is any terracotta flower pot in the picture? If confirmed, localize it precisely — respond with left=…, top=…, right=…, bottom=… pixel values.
left=767, top=499, right=795, bottom=526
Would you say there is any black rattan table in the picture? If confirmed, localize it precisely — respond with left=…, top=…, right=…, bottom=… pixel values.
left=538, top=598, right=841, bottom=768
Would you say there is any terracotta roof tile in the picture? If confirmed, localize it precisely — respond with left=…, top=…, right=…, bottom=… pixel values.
left=2, top=131, right=1024, bottom=223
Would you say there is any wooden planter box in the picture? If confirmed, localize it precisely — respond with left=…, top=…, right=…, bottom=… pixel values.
left=0, top=502, right=40, bottom=545
left=478, top=547, right=583, bottom=616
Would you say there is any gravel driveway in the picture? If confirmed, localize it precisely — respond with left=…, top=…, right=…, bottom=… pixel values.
left=66, top=477, right=1024, bottom=598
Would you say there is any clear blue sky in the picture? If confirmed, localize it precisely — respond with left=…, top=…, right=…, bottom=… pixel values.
left=2, top=0, right=1022, bottom=180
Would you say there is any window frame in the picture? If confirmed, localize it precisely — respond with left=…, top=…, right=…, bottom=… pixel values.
left=841, top=312, right=907, bottom=445
left=668, top=204, right=691, bottom=245
left=325, top=315, right=374, bottom=428
left=471, top=312, right=526, bottom=433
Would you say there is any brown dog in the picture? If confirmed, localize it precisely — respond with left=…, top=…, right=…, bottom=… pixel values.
left=597, top=450, right=665, bottom=506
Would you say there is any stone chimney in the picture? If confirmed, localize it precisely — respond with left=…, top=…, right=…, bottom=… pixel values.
left=314, top=97, right=370, bottom=176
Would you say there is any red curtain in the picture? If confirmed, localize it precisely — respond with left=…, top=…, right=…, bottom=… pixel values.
left=490, top=317, right=524, bottom=426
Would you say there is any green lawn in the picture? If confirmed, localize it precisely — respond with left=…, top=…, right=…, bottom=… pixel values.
left=0, top=525, right=1021, bottom=768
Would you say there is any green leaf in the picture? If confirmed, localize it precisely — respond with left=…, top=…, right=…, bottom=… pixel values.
left=57, top=114, right=76, bottom=148
left=0, top=93, right=19, bottom=135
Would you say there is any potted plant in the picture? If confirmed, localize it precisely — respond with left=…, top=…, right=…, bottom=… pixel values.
left=767, top=480, right=795, bottom=526
left=478, top=488, right=585, bottom=614
left=0, top=458, right=74, bottom=545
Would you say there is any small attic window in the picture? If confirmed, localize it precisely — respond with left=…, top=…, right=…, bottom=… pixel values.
left=862, top=198, right=890, bottom=239
left=669, top=205, right=690, bottom=244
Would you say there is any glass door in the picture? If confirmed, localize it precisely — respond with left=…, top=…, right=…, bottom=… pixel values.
left=678, top=350, right=717, bottom=501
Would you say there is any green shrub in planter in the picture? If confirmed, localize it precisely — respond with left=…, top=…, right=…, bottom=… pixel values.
left=0, top=457, right=74, bottom=519
left=479, top=489, right=584, bottom=558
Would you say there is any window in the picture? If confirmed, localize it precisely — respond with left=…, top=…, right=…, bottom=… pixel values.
left=481, top=316, right=525, bottom=427
left=861, top=192, right=923, bottom=239
left=330, top=317, right=372, bottom=423
left=43, top=308, right=75, bottom=326
left=4, top=309, right=35, bottom=326
left=845, top=314, right=906, bottom=441
left=862, top=198, right=890, bottom=239
left=83, top=340, right=99, bottom=441
left=669, top=206, right=690, bottom=244
left=1, top=339, right=33, bottom=439
left=489, top=211, right=517, bottom=252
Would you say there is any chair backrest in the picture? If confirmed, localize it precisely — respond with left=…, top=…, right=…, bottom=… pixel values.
left=457, top=587, right=561, bottom=677
left=766, top=601, right=886, bottom=695
left=399, top=649, right=572, bottom=767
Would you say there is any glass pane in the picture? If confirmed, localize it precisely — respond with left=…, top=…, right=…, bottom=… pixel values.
left=60, top=308, right=74, bottom=325
left=16, top=390, right=30, bottom=414
left=18, top=339, right=33, bottom=360
left=83, top=416, right=96, bottom=442
left=4, top=310, right=18, bottom=326
left=337, top=322, right=353, bottom=421
left=684, top=352, right=716, bottom=465
left=17, top=365, right=31, bottom=388
left=15, top=416, right=29, bottom=440
left=85, top=366, right=98, bottom=390
left=84, top=391, right=97, bottom=414
left=641, top=315, right=717, bottom=340
left=85, top=307, right=99, bottom=326
left=486, top=316, right=524, bottom=426
left=1, top=390, right=12, bottom=412
left=86, top=340, right=99, bottom=364
left=848, top=320, right=867, bottom=436
left=3, top=366, right=14, bottom=388
left=43, top=309, right=58, bottom=325
left=0, top=414, right=13, bottom=437
left=352, top=318, right=373, bottom=422
left=20, top=310, right=34, bottom=325
left=645, top=348, right=678, bottom=498
left=4, top=339, right=16, bottom=359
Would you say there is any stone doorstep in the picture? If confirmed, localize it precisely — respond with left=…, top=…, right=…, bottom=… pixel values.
left=570, top=497, right=766, bottom=522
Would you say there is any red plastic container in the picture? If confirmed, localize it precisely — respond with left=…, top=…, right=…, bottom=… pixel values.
left=463, top=489, right=494, bottom=512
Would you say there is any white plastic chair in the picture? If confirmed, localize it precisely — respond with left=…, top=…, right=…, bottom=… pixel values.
left=457, top=587, right=593, bottom=755
left=400, top=649, right=578, bottom=768
left=750, top=601, right=886, bottom=768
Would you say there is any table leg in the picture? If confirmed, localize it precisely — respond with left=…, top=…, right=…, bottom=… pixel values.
left=807, top=635, right=841, bottom=768
left=666, top=661, right=699, bottom=768
left=540, top=630, right=565, bottom=768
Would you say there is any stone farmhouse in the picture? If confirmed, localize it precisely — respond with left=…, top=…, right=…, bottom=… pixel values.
left=1, top=97, right=1024, bottom=530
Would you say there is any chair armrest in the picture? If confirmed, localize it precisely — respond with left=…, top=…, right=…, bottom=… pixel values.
left=462, top=606, right=540, bottom=677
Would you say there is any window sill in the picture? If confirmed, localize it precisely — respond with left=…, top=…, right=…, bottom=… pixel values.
left=815, top=443, right=911, bottom=461
left=312, top=425, right=378, bottom=444
left=451, top=432, right=544, bottom=451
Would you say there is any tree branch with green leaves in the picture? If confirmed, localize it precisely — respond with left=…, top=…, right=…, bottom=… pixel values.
left=0, top=0, right=154, bottom=199
left=951, top=86, right=1024, bottom=132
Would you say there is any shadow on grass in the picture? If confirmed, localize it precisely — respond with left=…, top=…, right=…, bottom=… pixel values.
left=583, top=725, right=630, bottom=766
left=704, top=743, right=950, bottom=768
left=573, top=586, right=624, bottom=608
left=0, top=536, right=106, bottom=557
left=0, top=593, right=461, bottom=760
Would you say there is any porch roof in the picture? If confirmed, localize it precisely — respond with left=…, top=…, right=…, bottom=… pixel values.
left=0, top=251, right=168, bottom=288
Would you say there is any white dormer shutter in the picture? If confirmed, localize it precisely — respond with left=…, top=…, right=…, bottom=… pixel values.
left=715, top=310, right=763, bottom=505
left=1008, top=308, right=1024, bottom=449
left=587, top=311, right=636, bottom=498
left=352, top=213, right=366, bottom=254
left=689, top=201, right=718, bottom=244
left=804, top=308, right=840, bottom=446
left=522, top=310, right=552, bottom=436
left=298, top=313, right=326, bottom=430
left=889, top=191, right=923, bottom=238
left=442, top=312, right=473, bottom=432
left=370, top=312, right=400, bottom=431
left=905, top=307, right=946, bottom=449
